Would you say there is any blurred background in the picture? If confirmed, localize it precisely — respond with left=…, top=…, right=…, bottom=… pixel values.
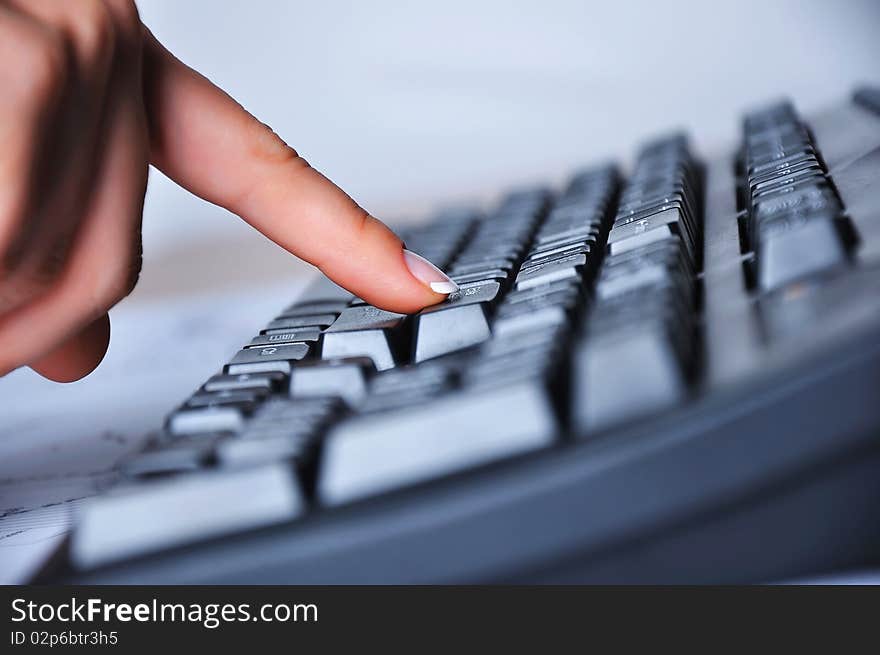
left=138, top=0, right=880, bottom=250
left=1, top=0, right=879, bottom=581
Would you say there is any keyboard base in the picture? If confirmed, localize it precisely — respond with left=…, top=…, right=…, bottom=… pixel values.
left=44, top=320, right=880, bottom=583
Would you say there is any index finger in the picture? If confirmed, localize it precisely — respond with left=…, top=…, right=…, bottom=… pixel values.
left=142, top=30, right=457, bottom=314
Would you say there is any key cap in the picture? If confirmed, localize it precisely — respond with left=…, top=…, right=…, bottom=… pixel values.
left=289, top=356, right=375, bottom=405
left=535, top=224, right=600, bottom=246
left=502, top=278, right=582, bottom=305
left=597, top=263, right=674, bottom=300
left=412, top=280, right=501, bottom=362
left=481, top=330, right=560, bottom=361
left=225, top=342, right=311, bottom=375
left=497, top=288, right=580, bottom=317
left=361, top=363, right=455, bottom=413
left=571, top=319, right=691, bottom=433
left=751, top=180, right=838, bottom=222
left=526, top=238, right=592, bottom=260
left=522, top=243, right=591, bottom=270
left=265, top=314, right=337, bottom=331
left=216, top=398, right=342, bottom=468
left=607, top=224, right=683, bottom=260
left=167, top=406, right=245, bottom=435
left=515, top=254, right=588, bottom=290
left=493, top=305, right=568, bottom=337
left=250, top=327, right=322, bottom=347
left=358, top=379, right=455, bottom=414
left=121, top=432, right=222, bottom=477
left=448, top=259, right=516, bottom=276
left=71, top=463, right=303, bottom=569
left=610, top=206, right=696, bottom=260
left=203, top=372, right=286, bottom=393
left=215, top=429, right=315, bottom=468
left=756, top=212, right=851, bottom=291
left=368, top=361, right=454, bottom=395
left=465, top=351, right=557, bottom=388
left=322, top=305, right=409, bottom=371
left=317, top=378, right=559, bottom=505
left=186, top=389, right=265, bottom=410
left=450, top=269, right=510, bottom=285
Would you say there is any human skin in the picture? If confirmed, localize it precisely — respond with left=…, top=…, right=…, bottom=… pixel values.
left=0, top=0, right=456, bottom=382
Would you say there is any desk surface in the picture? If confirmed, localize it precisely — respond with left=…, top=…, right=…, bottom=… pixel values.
left=0, top=230, right=324, bottom=583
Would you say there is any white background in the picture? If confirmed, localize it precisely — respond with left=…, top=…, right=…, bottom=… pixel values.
left=137, top=0, right=880, bottom=250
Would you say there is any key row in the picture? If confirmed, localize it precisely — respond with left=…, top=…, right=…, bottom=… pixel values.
left=573, top=135, right=703, bottom=431
left=317, top=165, right=622, bottom=504
left=740, top=100, right=854, bottom=291
left=410, top=188, right=553, bottom=361
left=147, top=191, right=548, bottom=476
left=157, top=213, right=478, bottom=445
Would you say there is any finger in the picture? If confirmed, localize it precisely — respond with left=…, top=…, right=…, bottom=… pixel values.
left=0, top=6, right=67, bottom=308
left=142, top=32, right=456, bottom=315
left=27, top=313, right=110, bottom=382
left=0, top=0, right=117, bottom=315
left=0, top=6, right=148, bottom=380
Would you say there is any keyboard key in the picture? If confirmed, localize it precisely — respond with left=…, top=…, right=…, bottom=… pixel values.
left=412, top=281, right=501, bottom=362
left=250, top=327, right=322, bottom=347
left=121, top=433, right=222, bottom=477
left=756, top=213, right=851, bottom=291
left=322, top=305, right=409, bottom=370
left=515, top=255, right=588, bottom=290
left=493, top=305, right=568, bottom=336
left=265, top=314, right=337, bottom=331
left=609, top=207, right=696, bottom=264
left=740, top=100, right=855, bottom=293
left=186, top=389, right=265, bottom=410
left=216, top=398, right=342, bottom=468
left=167, top=407, right=245, bottom=435
left=368, top=361, right=454, bottom=395
left=450, top=269, right=510, bottom=285
left=289, top=357, right=375, bottom=405
left=215, top=430, right=315, bottom=468
left=448, top=259, right=516, bottom=275
left=317, top=380, right=559, bottom=505
left=502, top=279, right=582, bottom=305
left=226, top=342, right=311, bottom=375
left=526, top=240, right=592, bottom=263
left=572, top=319, right=691, bottom=432
left=607, top=224, right=682, bottom=259
left=570, top=133, right=701, bottom=433
left=71, top=464, right=303, bottom=569
left=203, top=372, right=286, bottom=393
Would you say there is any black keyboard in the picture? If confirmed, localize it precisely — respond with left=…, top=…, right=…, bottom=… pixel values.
left=43, top=90, right=880, bottom=583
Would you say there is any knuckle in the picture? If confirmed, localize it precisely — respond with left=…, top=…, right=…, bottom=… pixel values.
left=106, top=0, right=142, bottom=40
left=71, top=0, right=117, bottom=70
left=3, top=266, right=58, bottom=307
left=95, top=239, right=142, bottom=307
left=17, top=28, right=68, bottom=103
left=248, top=117, right=301, bottom=165
left=37, top=237, right=72, bottom=284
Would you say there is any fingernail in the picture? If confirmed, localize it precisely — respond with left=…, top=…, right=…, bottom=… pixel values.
left=403, top=249, right=459, bottom=295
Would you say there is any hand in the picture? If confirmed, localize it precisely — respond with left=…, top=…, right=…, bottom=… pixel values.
left=0, top=0, right=457, bottom=382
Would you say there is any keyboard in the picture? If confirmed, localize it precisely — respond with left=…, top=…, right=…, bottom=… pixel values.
left=42, top=90, right=880, bottom=583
